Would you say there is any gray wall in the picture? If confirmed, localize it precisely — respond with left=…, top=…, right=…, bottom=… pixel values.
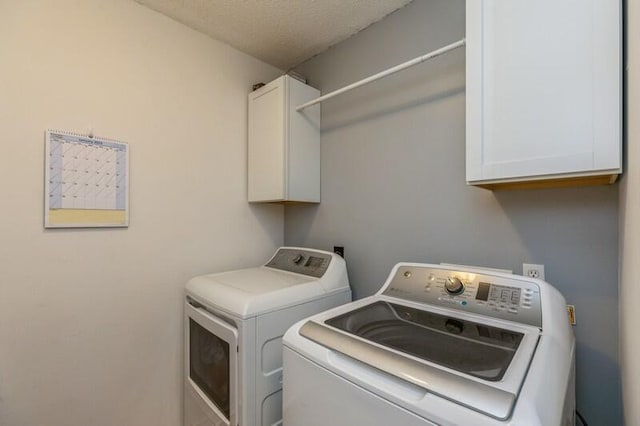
left=285, top=1, right=621, bottom=424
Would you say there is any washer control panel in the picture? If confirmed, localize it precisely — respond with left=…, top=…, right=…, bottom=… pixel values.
left=265, top=248, right=332, bottom=278
left=382, top=265, right=542, bottom=328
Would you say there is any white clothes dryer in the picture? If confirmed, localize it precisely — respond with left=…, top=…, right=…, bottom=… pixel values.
left=283, top=263, right=575, bottom=426
left=184, top=247, right=351, bottom=426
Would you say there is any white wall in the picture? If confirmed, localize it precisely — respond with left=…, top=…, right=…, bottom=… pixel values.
left=0, top=1, right=283, bottom=425
left=620, top=0, right=640, bottom=423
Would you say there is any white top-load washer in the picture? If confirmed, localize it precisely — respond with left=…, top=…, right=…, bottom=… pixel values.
left=283, top=263, right=575, bottom=426
left=184, top=247, right=351, bottom=426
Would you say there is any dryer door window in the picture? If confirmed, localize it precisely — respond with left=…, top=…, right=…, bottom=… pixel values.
left=189, top=318, right=231, bottom=419
left=185, top=301, right=238, bottom=426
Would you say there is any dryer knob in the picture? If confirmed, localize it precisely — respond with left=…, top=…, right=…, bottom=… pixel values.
left=292, top=254, right=305, bottom=264
left=445, top=277, right=464, bottom=295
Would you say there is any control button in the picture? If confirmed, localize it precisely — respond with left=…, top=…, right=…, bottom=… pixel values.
left=508, top=308, right=518, bottom=314
left=498, top=304, right=507, bottom=311
left=445, top=277, right=465, bottom=295
left=292, top=254, right=305, bottom=264
left=476, top=301, right=485, bottom=305
left=428, top=274, right=436, bottom=282
left=404, top=271, right=412, bottom=278
left=488, top=301, right=496, bottom=307
left=460, top=300, right=468, bottom=306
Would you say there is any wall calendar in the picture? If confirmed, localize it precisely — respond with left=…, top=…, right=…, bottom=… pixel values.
left=44, top=130, right=129, bottom=228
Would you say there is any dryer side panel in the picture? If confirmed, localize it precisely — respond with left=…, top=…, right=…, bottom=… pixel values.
left=255, top=291, right=351, bottom=426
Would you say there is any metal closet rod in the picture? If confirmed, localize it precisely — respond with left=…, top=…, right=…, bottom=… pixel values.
left=295, top=38, right=466, bottom=112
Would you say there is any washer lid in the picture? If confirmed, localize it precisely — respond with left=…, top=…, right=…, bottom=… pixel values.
left=298, top=299, right=540, bottom=420
left=186, top=266, right=331, bottom=318
left=326, top=301, right=523, bottom=382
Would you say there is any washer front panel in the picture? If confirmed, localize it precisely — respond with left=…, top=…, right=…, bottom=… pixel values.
left=382, top=265, right=542, bottom=328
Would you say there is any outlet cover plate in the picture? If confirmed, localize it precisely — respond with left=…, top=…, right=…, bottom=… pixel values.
left=523, top=263, right=545, bottom=280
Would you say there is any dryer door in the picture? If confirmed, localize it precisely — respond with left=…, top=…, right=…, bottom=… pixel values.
left=185, top=300, right=238, bottom=426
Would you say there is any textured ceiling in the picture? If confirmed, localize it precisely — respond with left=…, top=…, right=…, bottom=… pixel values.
left=134, top=0, right=413, bottom=69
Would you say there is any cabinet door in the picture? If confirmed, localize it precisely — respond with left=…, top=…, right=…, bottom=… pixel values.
left=466, top=0, right=621, bottom=185
left=248, top=79, right=285, bottom=201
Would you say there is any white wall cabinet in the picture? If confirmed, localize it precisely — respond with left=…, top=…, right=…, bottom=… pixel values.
left=248, top=75, right=321, bottom=202
left=466, top=0, right=622, bottom=189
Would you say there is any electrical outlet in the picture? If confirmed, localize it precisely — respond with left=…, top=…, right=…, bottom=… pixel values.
left=333, top=246, right=344, bottom=258
left=522, top=263, right=545, bottom=280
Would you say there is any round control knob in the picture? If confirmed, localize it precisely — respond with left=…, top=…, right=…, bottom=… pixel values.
left=445, top=277, right=465, bottom=295
left=292, top=254, right=305, bottom=264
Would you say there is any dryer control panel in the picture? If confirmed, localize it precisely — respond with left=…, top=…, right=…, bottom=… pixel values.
left=265, top=248, right=332, bottom=278
left=382, top=265, right=542, bottom=328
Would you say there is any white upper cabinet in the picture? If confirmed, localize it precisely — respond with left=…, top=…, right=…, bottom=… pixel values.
left=466, top=0, right=622, bottom=189
left=248, top=75, right=320, bottom=203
